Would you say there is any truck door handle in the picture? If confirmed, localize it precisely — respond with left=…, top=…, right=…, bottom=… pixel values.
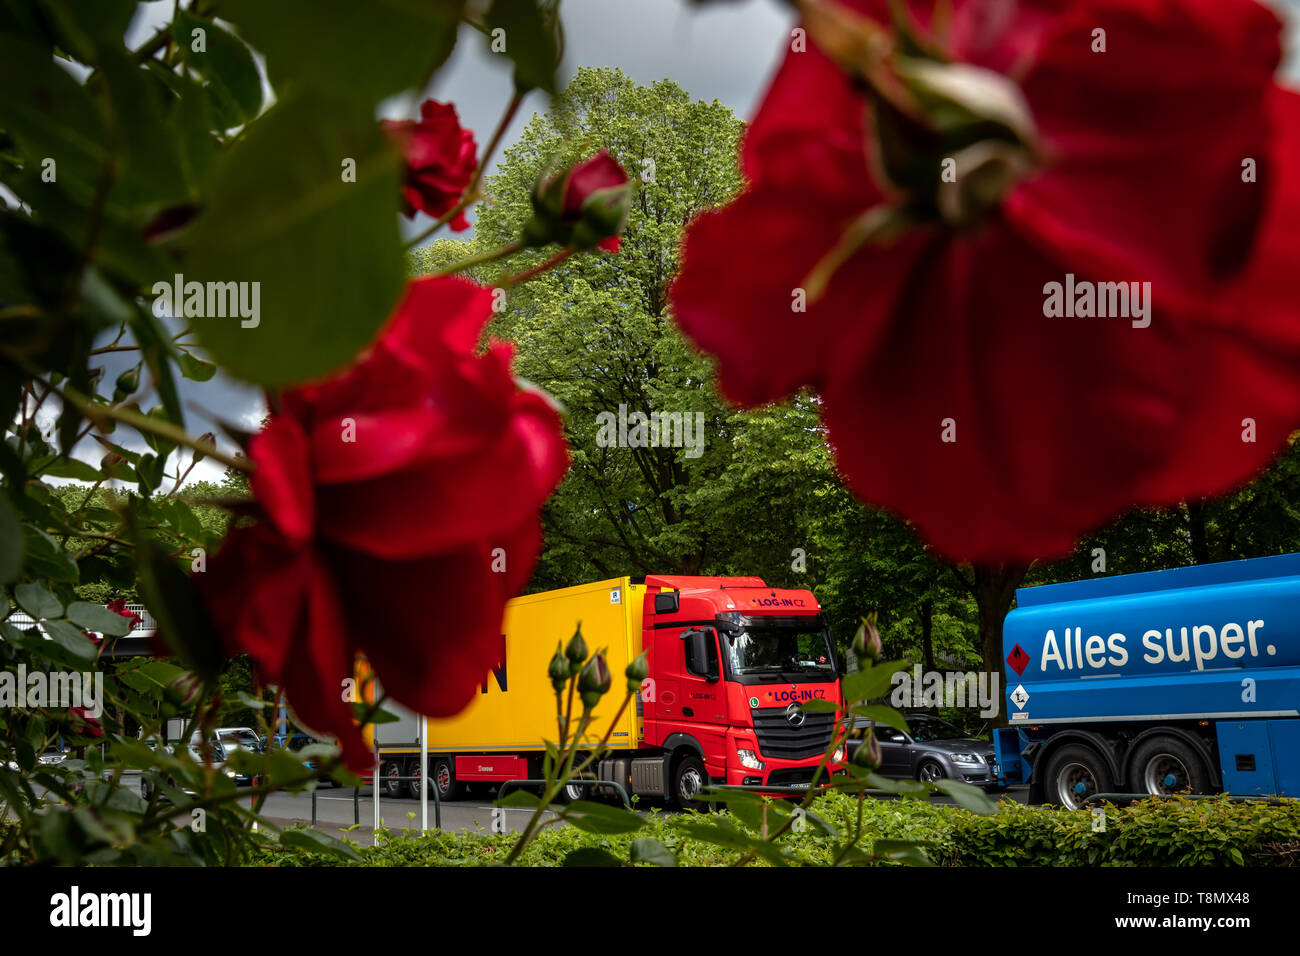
left=682, top=707, right=694, bottom=717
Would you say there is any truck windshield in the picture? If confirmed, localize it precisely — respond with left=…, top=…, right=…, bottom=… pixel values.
left=724, top=624, right=836, bottom=678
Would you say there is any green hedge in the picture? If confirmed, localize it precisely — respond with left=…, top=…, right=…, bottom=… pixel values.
left=250, top=792, right=1300, bottom=867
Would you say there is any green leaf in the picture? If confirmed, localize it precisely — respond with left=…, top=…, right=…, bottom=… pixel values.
left=630, top=837, right=677, bottom=867
left=847, top=704, right=910, bottom=734
left=930, top=778, right=1000, bottom=815
left=841, top=660, right=908, bottom=703
left=562, top=800, right=645, bottom=835
left=351, top=702, right=399, bottom=724
left=172, top=11, right=264, bottom=126
left=281, top=827, right=362, bottom=861
left=135, top=538, right=224, bottom=681
left=178, top=352, right=217, bottom=382
left=220, top=0, right=462, bottom=105
left=495, top=789, right=542, bottom=809
left=563, top=847, right=622, bottom=867
left=484, top=0, right=560, bottom=94
left=872, top=839, right=934, bottom=867
left=43, top=619, right=98, bottom=661
left=186, top=93, right=406, bottom=386
left=0, top=495, right=22, bottom=585
left=66, top=601, right=132, bottom=637
left=0, top=33, right=108, bottom=198
left=14, top=581, right=63, bottom=619
left=22, top=526, right=79, bottom=583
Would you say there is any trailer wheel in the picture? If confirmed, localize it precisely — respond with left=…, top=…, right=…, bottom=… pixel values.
left=1042, top=744, right=1113, bottom=810
left=1131, top=736, right=1210, bottom=797
left=671, top=755, right=710, bottom=812
left=406, top=759, right=426, bottom=800
left=432, top=757, right=463, bottom=801
left=381, top=761, right=403, bottom=799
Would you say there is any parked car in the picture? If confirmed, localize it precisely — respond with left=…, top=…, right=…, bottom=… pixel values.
left=262, top=732, right=340, bottom=786
left=140, top=742, right=238, bottom=799
left=845, top=712, right=1000, bottom=789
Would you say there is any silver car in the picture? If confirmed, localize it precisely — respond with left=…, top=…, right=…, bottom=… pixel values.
left=847, top=713, right=1000, bottom=788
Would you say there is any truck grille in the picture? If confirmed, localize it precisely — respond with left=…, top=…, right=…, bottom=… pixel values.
left=766, top=767, right=820, bottom=787
left=751, top=707, right=835, bottom=760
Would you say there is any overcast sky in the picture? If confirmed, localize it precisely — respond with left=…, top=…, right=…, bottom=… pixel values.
left=38, top=0, right=1300, bottom=487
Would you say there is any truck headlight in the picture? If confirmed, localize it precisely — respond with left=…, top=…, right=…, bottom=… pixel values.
left=833, top=746, right=845, bottom=763
left=951, top=753, right=980, bottom=766
left=737, top=749, right=764, bottom=770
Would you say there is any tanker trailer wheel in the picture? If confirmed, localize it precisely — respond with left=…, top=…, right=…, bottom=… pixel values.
left=671, top=755, right=711, bottom=812
left=1042, top=744, right=1113, bottom=810
left=431, top=757, right=463, bottom=801
left=1130, top=736, right=1210, bottom=797
left=381, top=761, right=403, bottom=799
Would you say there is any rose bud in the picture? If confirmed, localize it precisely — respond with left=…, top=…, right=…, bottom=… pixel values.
left=852, top=615, right=882, bottom=664
left=548, top=642, right=570, bottom=692
left=852, top=732, right=882, bottom=771
left=193, top=432, right=216, bottom=464
left=522, top=150, right=632, bottom=252
left=166, top=672, right=204, bottom=708
left=625, top=652, right=649, bottom=694
left=578, top=651, right=612, bottom=711
left=113, top=367, right=140, bottom=402
left=565, top=624, right=588, bottom=675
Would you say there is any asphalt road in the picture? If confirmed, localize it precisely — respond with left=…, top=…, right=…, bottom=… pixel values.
left=253, top=781, right=1032, bottom=843
left=63, top=771, right=1029, bottom=846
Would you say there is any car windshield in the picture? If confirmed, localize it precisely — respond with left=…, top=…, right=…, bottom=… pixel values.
left=907, top=717, right=969, bottom=741
left=724, top=624, right=836, bottom=677
left=220, top=733, right=260, bottom=751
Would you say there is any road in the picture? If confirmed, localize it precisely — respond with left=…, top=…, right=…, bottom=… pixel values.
left=81, top=771, right=1029, bottom=846
left=252, top=781, right=1032, bottom=844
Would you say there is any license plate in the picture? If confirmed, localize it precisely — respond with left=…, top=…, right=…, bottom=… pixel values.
left=788, top=782, right=811, bottom=790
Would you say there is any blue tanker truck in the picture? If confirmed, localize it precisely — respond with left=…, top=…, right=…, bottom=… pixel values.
left=993, top=553, right=1300, bottom=807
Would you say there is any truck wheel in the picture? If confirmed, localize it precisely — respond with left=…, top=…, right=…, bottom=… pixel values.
left=916, top=760, right=946, bottom=783
left=406, top=759, right=426, bottom=800
left=1042, top=744, right=1113, bottom=810
left=432, top=757, right=463, bottom=801
left=381, top=762, right=403, bottom=799
left=1131, top=736, right=1210, bottom=796
left=671, top=755, right=710, bottom=812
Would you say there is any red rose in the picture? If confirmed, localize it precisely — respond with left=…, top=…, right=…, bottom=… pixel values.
left=523, top=149, right=631, bottom=252
left=671, top=0, right=1300, bottom=562
left=382, top=100, right=478, bottom=228
left=198, top=277, right=569, bottom=772
left=107, top=598, right=142, bottom=631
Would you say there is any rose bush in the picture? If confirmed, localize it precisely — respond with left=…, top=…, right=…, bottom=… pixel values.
left=671, top=0, right=1300, bottom=562
left=196, top=277, right=569, bottom=770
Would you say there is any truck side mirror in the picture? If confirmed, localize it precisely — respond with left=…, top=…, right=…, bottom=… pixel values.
left=682, top=628, right=718, bottom=682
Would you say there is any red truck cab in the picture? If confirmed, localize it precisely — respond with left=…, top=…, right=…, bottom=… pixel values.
left=637, top=575, right=846, bottom=798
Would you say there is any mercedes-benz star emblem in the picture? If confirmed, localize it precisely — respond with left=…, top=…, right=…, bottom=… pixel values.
left=785, top=702, right=806, bottom=727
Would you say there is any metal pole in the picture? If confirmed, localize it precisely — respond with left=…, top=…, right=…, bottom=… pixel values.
left=372, top=744, right=380, bottom=840
left=419, top=714, right=428, bottom=833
